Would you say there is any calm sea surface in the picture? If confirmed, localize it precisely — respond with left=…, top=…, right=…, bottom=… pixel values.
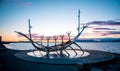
left=4, top=42, right=120, bottom=53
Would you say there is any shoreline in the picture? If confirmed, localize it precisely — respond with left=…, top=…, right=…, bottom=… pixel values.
left=1, top=41, right=120, bottom=44
left=0, top=43, right=120, bottom=71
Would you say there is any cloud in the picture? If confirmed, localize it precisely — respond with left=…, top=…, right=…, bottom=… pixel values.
left=90, top=21, right=120, bottom=25
left=92, top=27, right=116, bottom=30
left=115, top=18, right=120, bottom=21
left=93, top=31, right=120, bottom=36
left=14, top=0, right=32, bottom=7
left=0, top=0, right=32, bottom=7
left=108, top=31, right=120, bottom=34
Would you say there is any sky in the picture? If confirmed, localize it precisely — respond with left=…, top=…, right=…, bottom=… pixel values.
left=0, top=0, right=120, bottom=41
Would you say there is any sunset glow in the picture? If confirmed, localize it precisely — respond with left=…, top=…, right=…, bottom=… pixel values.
left=0, top=0, right=120, bottom=41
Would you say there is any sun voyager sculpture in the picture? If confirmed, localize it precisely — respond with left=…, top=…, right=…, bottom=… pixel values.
left=15, top=10, right=90, bottom=59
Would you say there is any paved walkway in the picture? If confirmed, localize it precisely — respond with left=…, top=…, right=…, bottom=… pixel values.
left=0, top=42, right=120, bottom=71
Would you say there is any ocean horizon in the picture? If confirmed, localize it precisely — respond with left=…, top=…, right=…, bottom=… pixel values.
left=4, top=42, right=120, bottom=54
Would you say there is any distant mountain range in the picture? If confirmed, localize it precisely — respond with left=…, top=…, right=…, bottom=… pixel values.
left=74, top=20, right=120, bottom=42
left=75, top=38, right=120, bottom=42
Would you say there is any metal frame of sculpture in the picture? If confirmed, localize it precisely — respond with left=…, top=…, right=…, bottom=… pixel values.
left=15, top=10, right=90, bottom=58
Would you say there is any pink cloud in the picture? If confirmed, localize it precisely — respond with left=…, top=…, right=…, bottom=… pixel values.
left=92, top=27, right=116, bottom=30
left=90, top=21, right=120, bottom=25
left=93, top=31, right=120, bottom=36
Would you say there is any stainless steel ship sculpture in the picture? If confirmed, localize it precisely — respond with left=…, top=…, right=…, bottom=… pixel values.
left=15, top=10, right=90, bottom=58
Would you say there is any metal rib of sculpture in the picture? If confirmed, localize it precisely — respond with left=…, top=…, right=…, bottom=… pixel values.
left=15, top=10, right=90, bottom=58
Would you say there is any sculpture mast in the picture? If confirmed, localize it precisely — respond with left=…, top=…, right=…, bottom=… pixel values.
left=28, top=19, right=32, bottom=39
left=77, top=9, right=80, bottom=34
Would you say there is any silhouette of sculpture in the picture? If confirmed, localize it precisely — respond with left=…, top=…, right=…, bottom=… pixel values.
left=15, top=10, right=90, bottom=58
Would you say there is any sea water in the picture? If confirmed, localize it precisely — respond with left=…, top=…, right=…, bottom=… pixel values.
left=4, top=42, right=120, bottom=53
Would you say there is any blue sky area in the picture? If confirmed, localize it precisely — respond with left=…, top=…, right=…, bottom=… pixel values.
left=0, top=0, right=120, bottom=41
